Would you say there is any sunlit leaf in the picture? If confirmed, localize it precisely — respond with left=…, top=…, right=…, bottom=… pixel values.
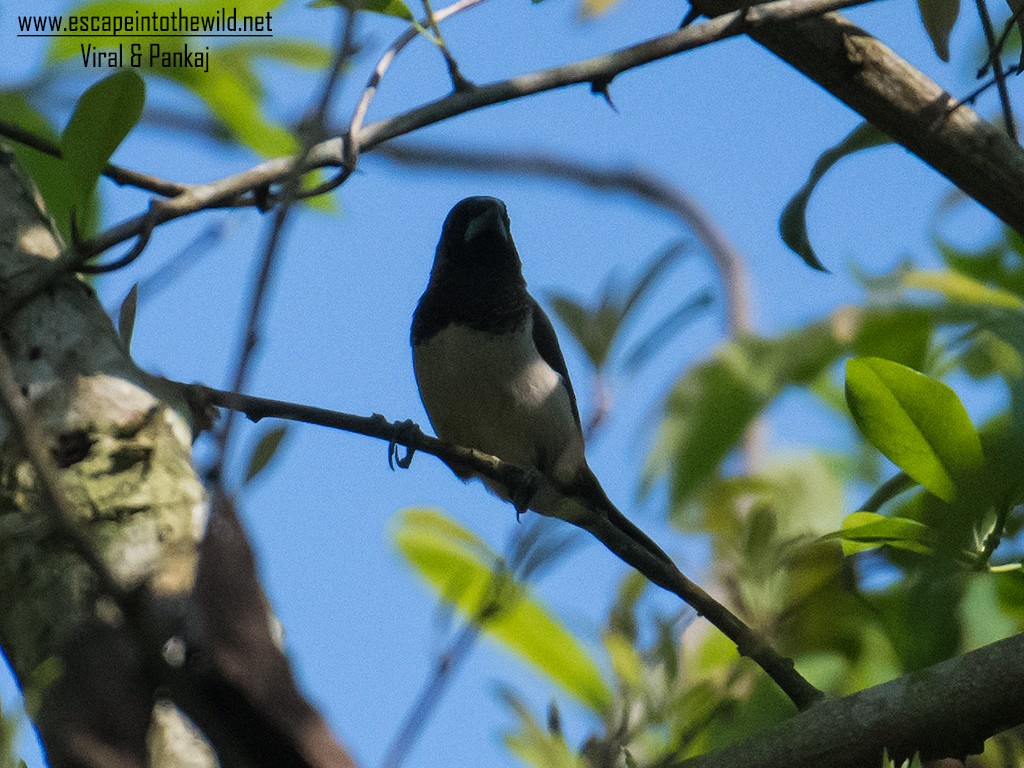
left=500, top=688, right=587, bottom=768
left=822, top=511, right=935, bottom=556
left=904, top=269, right=1024, bottom=311
left=780, top=122, right=890, bottom=271
left=845, top=357, right=983, bottom=502
left=309, top=0, right=414, bottom=19
left=579, top=0, right=622, bottom=15
left=394, top=509, right=612, bottom=712
left=605, top=632, right=644, bottom=690
left=916, top=0, right=960, bottom=60
left=60, top=70, right=145, bottom=206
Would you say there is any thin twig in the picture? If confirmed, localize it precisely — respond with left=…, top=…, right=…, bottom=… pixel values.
left=973, top=0, right=1019, bottom=139
left=346, top=0, right=486, bottom=173
left=68, top=0, right=880, bottom=266
left=977, top=3, right=1024, bottom=77
left=959, top=63, right=1023, bottom=105
left=421, top=0, right=475, bottom=92
left=0, top=118, right=189, bottom=197
left=189, top=382, right=823, bottom=710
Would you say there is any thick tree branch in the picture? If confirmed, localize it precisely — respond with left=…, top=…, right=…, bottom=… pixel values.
left=672, top=630, right=1024, bottom=768
left=688, top=0, right=1024, bottom=232
left=189, top=383, right=823, bottom=710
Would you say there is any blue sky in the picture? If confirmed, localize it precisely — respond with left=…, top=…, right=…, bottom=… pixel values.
left=0, top=0, right=1010, bottom=765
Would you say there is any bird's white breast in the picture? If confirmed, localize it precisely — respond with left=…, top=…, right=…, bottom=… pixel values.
left=413, top=318, right=584, bottom=486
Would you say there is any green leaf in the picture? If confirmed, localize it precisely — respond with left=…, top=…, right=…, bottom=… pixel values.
left=903, top=269, right=1024, bottom=311
left=871, top=567, right=965, bottom=670
left=548, top=295, right=617, bottom=369
left=647, top=323, right=842, bottom=513
left=244, top=425, right=288, bottom=482
left=780, top=122, right=890, bottom=271
left=0, top=91, right=99, bottom=241
left=823, top=511, right=935, bottom=556
left=393, top=509, right=612, bottom=713
left=916, top=0, right=960, bottom=60
left=309, top=0, right=414, bottom=19
left=1007, top=0, right=1024, bottom=68
left=167, top=65, right=295, bottom=158
left=851, top=306, right=934, bottom=371
left=845, top=357, right=983, bottom=502
left=118, top=283, right=138, bottom=351
left=60, top=70, right=145, bottom=206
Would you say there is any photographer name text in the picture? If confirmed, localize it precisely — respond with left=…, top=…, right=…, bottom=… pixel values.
left=82, top=42, right=210, bottom=72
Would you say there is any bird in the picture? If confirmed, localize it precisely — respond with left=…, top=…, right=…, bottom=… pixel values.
left=411, top=196, right=673, bottom=568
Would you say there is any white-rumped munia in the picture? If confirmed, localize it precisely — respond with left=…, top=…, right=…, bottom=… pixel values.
left=411, top=196, right=672, bottom=566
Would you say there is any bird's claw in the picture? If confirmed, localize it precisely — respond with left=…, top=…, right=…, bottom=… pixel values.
left=388, top=418, right=417, bottom=470
left=511, top=467, right=542, bottom=521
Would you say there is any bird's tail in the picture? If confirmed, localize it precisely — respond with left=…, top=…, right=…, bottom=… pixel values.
left=565, top=465, right=679, bottom=576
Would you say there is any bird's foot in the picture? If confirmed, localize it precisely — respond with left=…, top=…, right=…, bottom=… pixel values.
left=510, top=467, right=542, bottom=521
left=387, top=418, right=418, bottom=470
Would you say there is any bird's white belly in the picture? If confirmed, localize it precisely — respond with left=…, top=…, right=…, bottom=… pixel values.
left=413, top=322, right=582, bottom=482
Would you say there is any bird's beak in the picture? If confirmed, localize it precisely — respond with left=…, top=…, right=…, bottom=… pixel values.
left=463, top=206, right=510, bottom=243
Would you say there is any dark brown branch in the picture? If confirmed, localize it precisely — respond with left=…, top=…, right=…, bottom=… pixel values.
left=671, top=630, right=1024, bottom=768
left=188, top=383, right=823, bottom=710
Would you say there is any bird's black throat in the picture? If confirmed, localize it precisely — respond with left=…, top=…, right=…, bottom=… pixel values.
left=411, top=263, right=530, bottom=344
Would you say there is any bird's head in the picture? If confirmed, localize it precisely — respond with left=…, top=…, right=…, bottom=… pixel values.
left=434, top=196, right=522, bottom=276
